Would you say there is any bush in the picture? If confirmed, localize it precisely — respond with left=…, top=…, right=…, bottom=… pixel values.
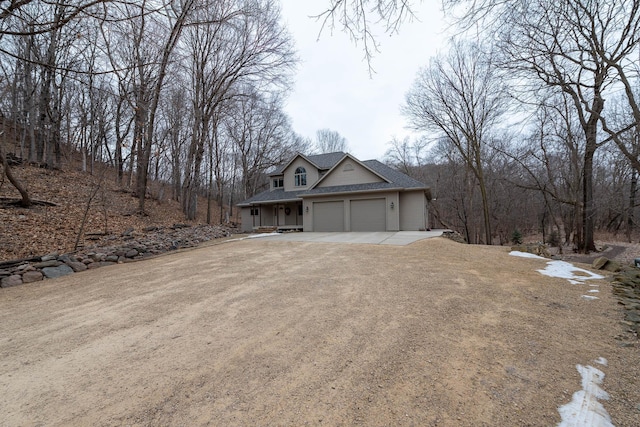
left=511, top=229, right=523, bottom=245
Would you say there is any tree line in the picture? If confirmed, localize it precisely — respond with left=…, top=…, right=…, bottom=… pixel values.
left=379, top=0, right=640, bottom=252
left=2, top=0, right=640, bottom=253
left=0, top=0, right=310, bottom=221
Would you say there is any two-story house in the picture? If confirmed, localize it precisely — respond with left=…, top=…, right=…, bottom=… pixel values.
left=237, top=152, right=431, bottom=233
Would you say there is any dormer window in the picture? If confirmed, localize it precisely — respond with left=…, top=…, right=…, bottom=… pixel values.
left=294, top=167, right=307, bottom=186
left=273, top=178, right=283, bottom=188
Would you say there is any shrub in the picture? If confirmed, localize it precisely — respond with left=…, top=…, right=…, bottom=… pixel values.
left=511, top=229, right=523, bottom=245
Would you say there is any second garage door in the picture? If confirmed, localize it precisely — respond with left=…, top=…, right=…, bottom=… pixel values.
left=350, top=198, right=386, bottom=231
left=313, top=201, right=345, bottom=231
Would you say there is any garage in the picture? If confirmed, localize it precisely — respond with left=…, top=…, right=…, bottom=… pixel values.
left=313, top=201, right=345, bottom=232
left=350, top=198, right=386, bottom=231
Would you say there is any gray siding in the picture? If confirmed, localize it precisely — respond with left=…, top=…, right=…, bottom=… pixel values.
left=316, top=158, right=384, bottom=188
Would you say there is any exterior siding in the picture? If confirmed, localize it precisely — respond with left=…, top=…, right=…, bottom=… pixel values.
left=316, top=158, right=384, bottom=188
left=399, top=191, right=426, bottom=231
left=283, top=157, right=319, bottom=191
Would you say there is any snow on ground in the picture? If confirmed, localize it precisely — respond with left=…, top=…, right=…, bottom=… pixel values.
left=510, top=252, right=614, bottom=425
left=557, top=358, right=614, bottom=427
left=246, top=232, right=281, bottom=239
left=510, top=252, right=605, bottom=300
left=536, top=260, right=605, bottom=285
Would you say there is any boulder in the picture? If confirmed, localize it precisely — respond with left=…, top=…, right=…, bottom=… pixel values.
left=40, top=252, right=59, bottom=262
left=604, top=260, right=623, bottom=272
left=33, top=260, right=61, bottom=269
left=1, top=275, right=23, bottom=288
left=592, top=257, right=609, bottom=270
left=125, top=249, right=139, bottom=258
left=22, top=271, right=43, bottom=283
left=42, top=264, right=74, bottom=279
left=66, top=261, right=88, bottom=272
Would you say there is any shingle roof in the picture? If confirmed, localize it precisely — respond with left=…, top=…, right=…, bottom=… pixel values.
left=270, top=151, right=346, bottom=175
left=236, top=189, right=303, bottom=206
left=239, top=155, right=427, bottom=205
left=362, top=160, right=426, bottom=189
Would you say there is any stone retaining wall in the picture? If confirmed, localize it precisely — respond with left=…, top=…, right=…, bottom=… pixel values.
left=1, top=224, right=236, bottom=288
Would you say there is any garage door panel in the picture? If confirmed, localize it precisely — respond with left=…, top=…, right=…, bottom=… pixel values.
left=351, top=198, right=386, bottom=231
left=313, top=201, right=344, bottom=232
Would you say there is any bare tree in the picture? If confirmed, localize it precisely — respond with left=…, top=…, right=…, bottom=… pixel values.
left=403, top=39, right=508, bottom=244
left=180, top=0, right=296, bottom=220
left=314, top=128, right=349, bottom=154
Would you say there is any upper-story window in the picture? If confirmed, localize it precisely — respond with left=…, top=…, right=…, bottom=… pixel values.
left=294, top=167, right=307, bottom=186
left=273, top=178, right=283, bottom=189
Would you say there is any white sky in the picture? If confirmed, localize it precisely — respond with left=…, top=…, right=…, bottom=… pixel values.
left=279, top=1, right=450, bottom=161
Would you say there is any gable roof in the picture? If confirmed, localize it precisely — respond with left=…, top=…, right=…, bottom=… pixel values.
left=239, top=153, right=428, bottom=205
left=362, top=160, right=426, bottom=189
left=300, top=159, right=426, bottom=197
left=309, top=153, right=390, bottom=190
left=269, top=151, right=346, bottom=176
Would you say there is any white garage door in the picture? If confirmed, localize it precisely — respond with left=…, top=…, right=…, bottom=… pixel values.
left=313, top=201, right=345, bottom=232
left=350, top=198, right=386, bottom=231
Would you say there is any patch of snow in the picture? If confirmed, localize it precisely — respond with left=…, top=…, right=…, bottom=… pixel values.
left=246, top=232, right=281, bottom=239
left=595, top=357, right=608, bottom=367
left=557, top=364, right=614, bottom=427
left=537, top=261, right=604, bottom=284
left=509, top=251, right=547, bottom=259
left=581, top=295, right=599, bottom=301
left=588, top=290, right=600, bottom=293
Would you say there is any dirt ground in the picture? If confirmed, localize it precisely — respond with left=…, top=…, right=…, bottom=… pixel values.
left=1, top=237, right=639, bottom=426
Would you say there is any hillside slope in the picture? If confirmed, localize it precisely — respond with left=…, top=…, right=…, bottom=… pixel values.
left=0, top=164, right=235, bottom=261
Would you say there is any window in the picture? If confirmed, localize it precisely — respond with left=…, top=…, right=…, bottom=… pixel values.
left=273, top=178, right=283, bottom=188
left=250, top=208, right=259, bottom=216
left=294, top=167, right=307, bottom=186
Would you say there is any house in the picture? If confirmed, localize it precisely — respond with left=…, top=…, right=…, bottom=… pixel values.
left=237, top=152, right=431, bottom=233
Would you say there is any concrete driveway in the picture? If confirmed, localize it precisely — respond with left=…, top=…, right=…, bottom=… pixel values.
left=250, top=230, right=444, bottom=245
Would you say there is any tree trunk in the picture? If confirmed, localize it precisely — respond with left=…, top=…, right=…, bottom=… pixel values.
left=0, top=138, right=31, bottom=207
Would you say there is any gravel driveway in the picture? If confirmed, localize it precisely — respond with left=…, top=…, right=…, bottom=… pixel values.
left=1, top=237, right=638, bottom=426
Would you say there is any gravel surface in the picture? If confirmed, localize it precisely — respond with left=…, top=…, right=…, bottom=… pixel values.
left=1, top=237, right=638, bottom=426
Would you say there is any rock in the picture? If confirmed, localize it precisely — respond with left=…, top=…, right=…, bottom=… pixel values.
left=0, top=269, right=11, bottom=278
left=33, top=260, right=61, bottom=269
left=87, top=261, right=117, bottom=269
left=121, top=227, right=134, bottom=236
left=604, top=260, right=623, bottom=272
left=1, top=275, right=23, bottom=288
left=89, top=253, right=106, bottom=262
left=144, top=226, right=160, bottom=232
left=40, top=252, right=59, bottom=262
left=41, top=265, right=74, bottom=279
left=82, top=258, right=93, bottom=265
left=105, top=255, right=119, bottom=262
left=592, top=257, right=609, bottom=270
left=57, top=254, right=73, bottom=264
left=125, top=249, right=139, bottom=258
left=22, top=271, right=43, bottom=283
left=66, top=261, right=88, bottom=272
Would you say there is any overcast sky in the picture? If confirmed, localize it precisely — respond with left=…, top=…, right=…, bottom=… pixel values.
left=279, top=1, right=450, bottom=161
